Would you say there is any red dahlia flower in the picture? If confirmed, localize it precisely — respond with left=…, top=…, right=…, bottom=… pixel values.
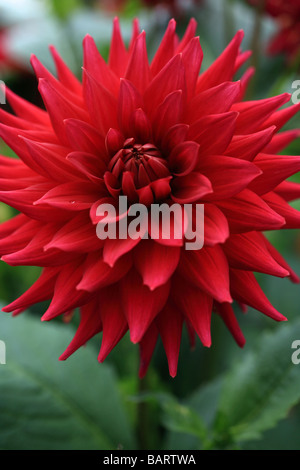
left=1, top=18, right=300, bottom=378
left=249, top=0, right=300, bottom=63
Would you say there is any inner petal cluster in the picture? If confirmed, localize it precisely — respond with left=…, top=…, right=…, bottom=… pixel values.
left=108, top=138, right=170, bottom=188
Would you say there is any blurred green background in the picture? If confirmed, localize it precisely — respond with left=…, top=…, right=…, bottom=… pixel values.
left=1, top=0, right=300, bottom=451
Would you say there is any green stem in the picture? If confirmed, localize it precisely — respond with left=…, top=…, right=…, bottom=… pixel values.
left=136, top=376, right=150, bottom=450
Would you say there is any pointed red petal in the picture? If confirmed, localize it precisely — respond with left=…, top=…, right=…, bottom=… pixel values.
left=172, top=275, right=213, bottom=347
left=59, top=298, right=102, bottom=360
left=108, top=17, right=128, bottom=76
left=178, top=246, right=232, bottom=303
left=217, top=189, right=286, bottom=233
left=156, top=303, right=183, bottom=377
left=125, top=31, right=150, bottom=94
left=98, top=285, right=128, bottom=362
left=223, top=232, right=289, bottom=277
left=196, top=30, right=244, bottom=92
left=138, top=323, right=159, bottom=379
left=230, top=269, right=287, bottom=322
left=171, top=172, right=213, bottom=203
left=134, top=239, right=180, bottom=291
left=215, top=302, right=246, bottom=348
left=120, top=269, right=170, bottom=343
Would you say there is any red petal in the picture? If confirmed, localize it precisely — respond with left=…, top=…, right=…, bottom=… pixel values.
left=2, top=267, right=58, bottom=312
left=131, top=108, right=152, bottom=143
left=134, top=239, right=180, bottom=290
left=108, top=17, right=128, bottom=77
left=77, top=251, right=132, bottom=292
left=161, top=123, right=189, bottom=154
left=185, top=81, right=241, bottom=124
left=225, top=127, right=276, bottom=161
left=168, top=141, right=199, bottom=176
left=215, top=302, right=246, bottom=348
left=153, top=90, right=183, bottom=145
left=144, top=54, right=185, bottom=118
left=181, top=36, right=203, bottom=100
left=196, top=30, right=244, bottom=92
left=138, top=323, right=159, bottom=379
left=125, top=31, right=150, bottom=94
left=42, top=260, right=91, bottom=320
left=275, top=181, right=300, bottom=202
left=176, top=18, right=198, bottom=53
left=264, top=130, right=300, bottom=154
left=199, top=155, right=262, bottom=200
left=4, top=86, right=50, bottom=126
left=171, top=172, right=213, bottom=203
left=249, top=153, right=300, bottom=195
left=34, top=182, right=99, bottom=211
left=83, top=34, right=119, bottom=96
left=1, top=225, right=74, bottom=267
left=103, top=237, right=142, bottom=268
left=172, top=275, right=213, bottom=347
left=67, top=151, right=107, bottom=183
left=156, top=303, right=183, bottom=377
left=150, top=19, right=177, bottom=76
left=64, top=118, right=106, bottom=157
left=0, top=219, right=39, bottom=255
left=263, top=192, right=300, bottom=229
left=229, top=269, right=287, bottom=322
left=31, top=54, right=82, bottom=107
left=204, top=204, right=229, bottom=246
left=22, top=137, right=82, bottom=182
left=217, top=189, right=286, bottom=233
left=105, top=128, right=124, bottom=156
left=261, top=234, right=300, bottom=283
left=49, top=45, right=82, bottom=95
left=44, top=213, right=104, bottom=253
left=120, top=269, right=170, bottom=343
left=223, top=232, right=289, bottom=277
left=232, top=93, right=291, bottom=134
left=178, top=246, right=232, bottom=303
left=59, top=298, right=102, bottom=360
left=188, top=112, right=238, bottom=156
left=38, top=78, right=89, bottom=145
left=98, top=285, right=128, bottom=362
left=82, top=69, right=118, bottom=135
left=260, top=102, right=300, bottom=132
left=118, top=78, right=143, bottom=136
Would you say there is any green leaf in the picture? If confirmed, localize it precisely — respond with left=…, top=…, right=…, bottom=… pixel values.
left=50, top=0, right=81, bottom=20
left=161, top=399, right=208, bottom=442
left=163, top=377, right=223, bottom=450
left=215, top=319, right=300, bottom=444
left=0, top=312, right=136, bottom=450
left=129, top=391, right=208, bottom=447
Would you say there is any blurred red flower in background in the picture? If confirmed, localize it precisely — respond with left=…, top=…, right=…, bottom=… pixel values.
left=249, top=0, right=300, bottom=64
left=142, top=0, right=202, bottom=16
left=0, top=28, right=24, bottom=73
left=98, top=0, right=127, bottom=12
left=0, top=18, right=300, bottom=377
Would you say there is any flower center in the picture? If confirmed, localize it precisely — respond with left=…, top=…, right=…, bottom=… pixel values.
left=108, top=138, right=170, bottom=188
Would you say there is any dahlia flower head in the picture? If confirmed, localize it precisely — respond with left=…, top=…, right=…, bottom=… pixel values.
left=249, top=0, right=300, bottom=63
left=1, top=17, right=300, bottom=378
